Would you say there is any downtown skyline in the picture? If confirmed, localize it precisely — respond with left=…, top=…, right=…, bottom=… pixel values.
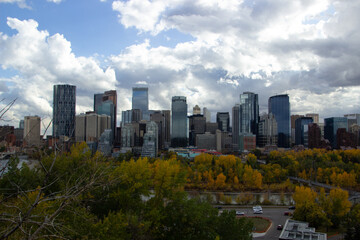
left=0, top=0, right=359, bottom=131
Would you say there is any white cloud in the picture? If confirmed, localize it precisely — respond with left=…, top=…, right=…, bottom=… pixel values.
left=47, top=0, right=62, bottom=3
left=108, top=0, right=360, bottom=119
left=0, top=18, right=116, bottom=131
left=0, top=0, right=29, bottom=8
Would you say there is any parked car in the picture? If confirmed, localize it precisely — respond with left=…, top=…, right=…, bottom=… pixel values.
left=236, top=211, right=245, bottom=216
left=277, top=225, right=283, bottom=230
left=288, top=206, right=296, bottom=210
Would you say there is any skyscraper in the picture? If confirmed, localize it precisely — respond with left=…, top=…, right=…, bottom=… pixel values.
left=94, top=90, right=117, bottom=140
left=53, top=84, right=76, bottom=138
left=295, top=117, right=313, bottom=146
left=258, top=113, right=278, bottom=147
left=171, top=96, right=188, bottom=147
left=324, top=117, right=348, bottom=148
left=216, top=112, right=230, bottom=132
left=232, top=104, right=240, bottom=147
left=132, top=87, right=148, bottom=115
left=239, top=92, right=259, bottom=135
left=268, top=94, right=290, bottom=148
left=203, top=107, right=211, bottom=122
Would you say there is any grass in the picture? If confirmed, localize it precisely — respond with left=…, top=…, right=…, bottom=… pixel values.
left=245, top=217, right=271, bottom=233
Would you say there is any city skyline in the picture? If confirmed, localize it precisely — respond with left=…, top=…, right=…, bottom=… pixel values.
left=0, top=0, right=359, bottom=131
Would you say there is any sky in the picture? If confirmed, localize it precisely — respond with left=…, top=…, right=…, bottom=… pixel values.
left=0, top=0, right=359, bottom=133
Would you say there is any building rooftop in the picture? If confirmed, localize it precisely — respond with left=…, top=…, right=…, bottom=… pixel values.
left=279, top=219, right=327, bottom=240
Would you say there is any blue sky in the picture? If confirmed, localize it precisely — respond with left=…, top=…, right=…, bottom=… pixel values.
left=0, top=0, right=360, bottom=130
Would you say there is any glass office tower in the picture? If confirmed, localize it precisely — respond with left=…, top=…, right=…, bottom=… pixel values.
left=94, top=90, right=117, bottom=141
left=53, top=84, right=76, bottom=138
left=216, top=112, right=230, bottom=132
left=268, top=94, right=290, bottom=148
left=239, top=92, right=259, bottom=135
left=171, top=96, right=188, bottom=147
left=232, top=104, right=240, bottom=147
left=132, top=87, right=148, bottom=112
left=295, top=117, right=313, bottom=146
left=324, top=117, right=348, bottom=148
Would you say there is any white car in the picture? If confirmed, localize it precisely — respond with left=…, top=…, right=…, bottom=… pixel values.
left=253, top=206, right=263, bottom=214
left=236, top=211, right=245, bottom=216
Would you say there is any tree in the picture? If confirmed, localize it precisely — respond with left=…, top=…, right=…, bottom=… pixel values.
left=0, top=143, right=111, bottom=239
left=216, top=210, right=253, bottom=240
left=344, top=204, right=360, bottom=240
left=215, top=173, right=226, bottom=189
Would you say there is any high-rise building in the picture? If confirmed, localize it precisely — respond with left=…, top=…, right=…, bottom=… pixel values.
left=53, top=84, right=76, bottom=138
left=203, top=107, right=211, bottom=122
left=75, top=113, right=111, bottom=143
left=132, top=87, right=149, bottom=117
left=162, top=110, right=171, bottom=147
left=291, top=115, right=304, bottom=145
left=258, top=113, right=278, bottom=147
left=268, top=94, right=290, bottom=148
left=23, top=116, right=41, bottom=147
left=308, top=123, right=322, bottom=149
left=150, top=111, right=166, bottom=150
left=171, top=96, right=188, bottom=147
left=94, top=90, right=117, bottom=141
left=188, top=114, right=206, bottom=146
left=193, top=105, right=201, bottom=115
left=324, top=117, right=348, bottom=148
left=141, top=121, right=158, bottom=157
left=216, top=112, right=230, bottom=132
left=232, top=104, right=240, bottom=148
left=239, top=92, right=259, bottom=135
left=306, top=113, right=319, bottom=124
left=344, top=114, right=360, bottom=129
left=295, top=117, right=313, bottom=146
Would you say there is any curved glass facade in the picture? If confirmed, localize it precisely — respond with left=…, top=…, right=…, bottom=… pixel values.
left=268, top=94, right=290, bottom=148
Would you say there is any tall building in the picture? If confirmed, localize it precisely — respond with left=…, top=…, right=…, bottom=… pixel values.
left=306, top=113, right=319, bottom=124
left=258, top=113, right=278, bottom=147
left=239, top=92, right=259, bottom=135
left=75, top=113, right=111, bottom=143
left=193, top=105, right=201, bottom=115
left=344, top=114, right=360, bottom=129
left=171, top=96, right=188, bottom=147
left=94, top=90, right=117, bottom=140
left=308, top=123, right=322, bottom=149
left=295, top=117, right=313, bottom=146
left=232, top=104, right=240, bottom=148
left=141, top=121, right=158, bottom=157
left=53, top=84, right=76, bottom=138
left=324, top=117, right=348, bottom=148
left=188, top=114, right=206, bottom=146
left=132, top=87, right=149, bottom=118
left=23, top=116, right=41, bottom=147
left=216, top=112, right=230, bottom=132
left=291, top=115, right=304, bottom=145
left=162, top=110, right=171, bottom=147
left=268, top=94, right=290, bottom=148
left=203, top=107, right=211, bottom=122
left=150, top=111, right=165, bottom=150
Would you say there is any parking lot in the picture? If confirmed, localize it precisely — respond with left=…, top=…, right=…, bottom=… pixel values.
left=220, top=206, right=293, bottom=240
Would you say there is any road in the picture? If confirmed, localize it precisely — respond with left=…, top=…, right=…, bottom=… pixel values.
left=221, top=206, right=292, bottom=240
